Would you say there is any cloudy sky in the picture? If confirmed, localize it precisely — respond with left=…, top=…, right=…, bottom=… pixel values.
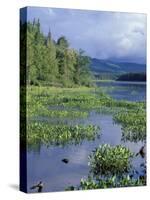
left=26, top=7, right=146, bottom=64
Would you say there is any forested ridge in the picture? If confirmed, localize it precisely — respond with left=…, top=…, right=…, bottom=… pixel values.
left=117, top=73, right=146, bottom=82
left=20, top=19, right=93, bottom=87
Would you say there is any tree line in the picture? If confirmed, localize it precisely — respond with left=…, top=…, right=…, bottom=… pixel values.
left=20, top=19, right=93, bottom=87
left=117, top=73, right=146, bottom=82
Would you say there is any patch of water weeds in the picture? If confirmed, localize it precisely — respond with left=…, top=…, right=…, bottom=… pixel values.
left=27, top=122, right=101, bottom=147
left=113, top=108, right=146, bottom=142
left=65, top=144, right=146, bottom=190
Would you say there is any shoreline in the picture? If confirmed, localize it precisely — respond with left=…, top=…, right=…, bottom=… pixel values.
left=93, top=79, right=146, bottom=85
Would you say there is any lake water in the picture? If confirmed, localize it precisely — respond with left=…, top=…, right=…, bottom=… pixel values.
left=27, top=81, right=146, bottom=192
left=95, top=81, right=146, bottom=101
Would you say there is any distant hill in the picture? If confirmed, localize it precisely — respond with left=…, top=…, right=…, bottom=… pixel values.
left=117, top=73, right=146, bottom=82
left=90, top=58, right=146, bottom=80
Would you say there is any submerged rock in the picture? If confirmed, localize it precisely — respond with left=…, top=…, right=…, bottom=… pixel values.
left=62, top=158, right=69, bottom=164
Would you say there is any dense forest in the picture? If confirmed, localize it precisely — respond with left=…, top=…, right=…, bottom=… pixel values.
left=20, top=19, right=93, bottom=87
left=117, top=73, right=146, bottom=82
left=94, top=72, right=118, bottom=80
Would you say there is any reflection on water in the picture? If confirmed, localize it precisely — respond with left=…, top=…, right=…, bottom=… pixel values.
left=27, top=82, right=146, bottom=192
left=96, top=81, right=146, bottom=101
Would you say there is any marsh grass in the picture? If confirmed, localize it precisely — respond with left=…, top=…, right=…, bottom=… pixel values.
left=66, top=175, right=145, bottom=190
left=113, top=109, right=146, bottom=142
left=26, top=86, right=146, bottom=146
left=25, top=86, right=146, bottom=190
left=27, top=122, right=100, bottom=146
left=27, top=86, right=145, bottom=112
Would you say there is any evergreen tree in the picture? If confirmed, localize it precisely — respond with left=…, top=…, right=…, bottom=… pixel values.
left=20, top=19, right=92, bottom=87
left=45, top=30, right=58, bottom=85
left=74, top=49, right=92, bottom=86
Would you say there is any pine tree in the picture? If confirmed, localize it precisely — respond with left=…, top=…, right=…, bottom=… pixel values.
left=21, top=19, right=92, bottom=87
left=45, top=29, right=58, bottom=85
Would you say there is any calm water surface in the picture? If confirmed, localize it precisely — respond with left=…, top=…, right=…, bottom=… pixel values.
left=27, top=81, right=146, bottom=192
left=96, top=81, right=146, bottom=101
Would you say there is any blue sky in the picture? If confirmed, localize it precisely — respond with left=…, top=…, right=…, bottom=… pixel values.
left=26, top=7, right=146, bottom=64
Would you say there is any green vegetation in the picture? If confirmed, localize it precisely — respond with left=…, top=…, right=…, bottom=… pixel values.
left=27, top=86, right=144, bottom=112
left=28, top=105, right=88, bottom=119
left=20, top=19, right=146, bottom=192
left=38, top=110, right=88, bottom=118
left=26, top=87, right=103, bottom=147
left=89, top=144, right=133, bottom=176
left=24, top=84, right=146, bottom=190
left=66, top=175, right=145, bottom=190
left=25, top=86, right=146, bottom=147
left=27, top=122, right=100, bottom=147
left=66, top=144, right=145, bottom=190
left=93, top=72, right=118, bottom=80
left=117, top=73, right=146, bottom=82
left=113, top=109, right=146, bottom=142
left=20, top=20, right=93, bottom=87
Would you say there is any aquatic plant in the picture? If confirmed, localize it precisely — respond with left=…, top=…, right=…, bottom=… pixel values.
left=25, top=86, right=146, bottom=191
left=113, top=109, right=146, bottom=142
left=27, top=86, right=145, bottom=115
left=80, top=175, right=146, bottom=189
left=35, top=109, right=88, bottom=119
left=89, top=144, right=133, bottom=176
left=27, top=122, right=100, bottom=146
left=26, top=86, right=146, bottom=147
left=66, top=175, right=146, bottom=190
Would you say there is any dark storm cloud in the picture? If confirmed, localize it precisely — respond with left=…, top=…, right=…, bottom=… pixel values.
left=27, top=7, right=146, bottom=64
